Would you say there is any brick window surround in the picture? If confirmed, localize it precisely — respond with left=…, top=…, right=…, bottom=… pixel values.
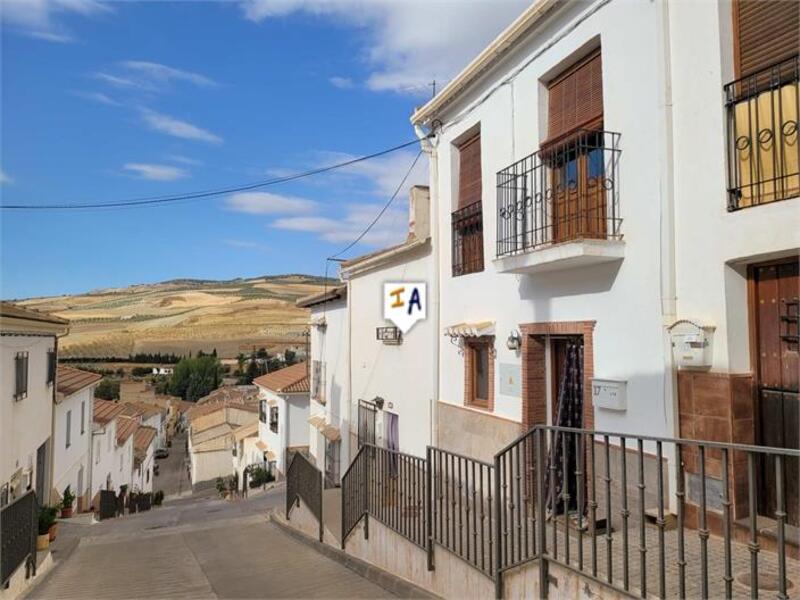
left=464, top=335, right=495, bottom=411
left=519, top=320, right=596, bottom=431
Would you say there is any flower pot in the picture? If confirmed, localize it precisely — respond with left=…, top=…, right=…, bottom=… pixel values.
left=48, top=523, right=59, bottom=541
left=36, top=533, right=50, bottom=551
left=61, top=505, right=73, bottom=519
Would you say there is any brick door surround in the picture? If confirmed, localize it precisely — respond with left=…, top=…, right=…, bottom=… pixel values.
left=519, top=320, right=596, bottom=432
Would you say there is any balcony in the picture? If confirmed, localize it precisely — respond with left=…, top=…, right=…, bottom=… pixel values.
left=725, top=55, right=799, bottom=211
left=494, top=129, right=623, bottom=275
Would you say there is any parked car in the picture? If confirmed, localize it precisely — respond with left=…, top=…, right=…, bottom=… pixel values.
left=155, top=448, right=169, bottom=459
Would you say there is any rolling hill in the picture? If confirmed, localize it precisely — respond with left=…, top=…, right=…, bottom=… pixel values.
left=14, top=274, right=334, bottom=359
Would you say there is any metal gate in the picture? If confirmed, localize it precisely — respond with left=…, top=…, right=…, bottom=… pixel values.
left=357, top=400, right=376, bottom=449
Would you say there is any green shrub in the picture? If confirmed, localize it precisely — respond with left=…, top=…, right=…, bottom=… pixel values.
left=62, top=485, right=75, bottom=508
left=153, top=490, right=164, bottom=506
left=38, top=506, right=58, bottom=535
left=248, top=466, right=274, bottom=488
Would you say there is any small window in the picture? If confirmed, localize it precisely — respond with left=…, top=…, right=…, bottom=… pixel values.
left=66, top=410, right=72, bottom=448
left=81, top=401, right=86, bottom=434
left=465, top=336, right=494, bottom=410
left=47, top=350, right=56, bottom=385
left=269, top=406, right=279, bottom=434
left=259, top=400, right=267, bottom=424
left=312, top=361, right=325, bottom=404
left=14, top=352, right=29, bottom=400
left=452, top=132, right=485, bottom=277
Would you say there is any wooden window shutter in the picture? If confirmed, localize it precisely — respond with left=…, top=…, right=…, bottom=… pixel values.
left=734, top=0, right=800, bottom=77
left=547, top=50, right=603, bottom=141
left=458, top=133, right=482, bottom=209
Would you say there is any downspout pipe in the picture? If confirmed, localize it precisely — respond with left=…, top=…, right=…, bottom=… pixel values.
left=415, top=123, right=440, bottom=447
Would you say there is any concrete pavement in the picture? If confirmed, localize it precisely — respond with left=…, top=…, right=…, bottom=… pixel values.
left=26, top=485, right=396, bottom=599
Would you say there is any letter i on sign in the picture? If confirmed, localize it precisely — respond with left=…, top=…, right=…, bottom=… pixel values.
left=383, top=282, right=427, bottom=333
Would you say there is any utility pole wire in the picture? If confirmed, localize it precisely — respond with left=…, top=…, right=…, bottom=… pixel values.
left=1, top=137, right=427, bottom=211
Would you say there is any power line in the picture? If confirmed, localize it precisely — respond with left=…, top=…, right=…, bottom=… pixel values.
left=1, top=138, right=426, bottom=211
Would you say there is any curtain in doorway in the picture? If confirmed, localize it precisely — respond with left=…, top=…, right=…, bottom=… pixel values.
left=546, top=338, right=584, bottom=515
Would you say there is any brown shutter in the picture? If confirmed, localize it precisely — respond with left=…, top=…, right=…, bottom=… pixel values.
left=547, top=50, right=603, bottom=141
left=734, top=0, right=799, bottom=78
left=458, top=133, right=482, bottom=209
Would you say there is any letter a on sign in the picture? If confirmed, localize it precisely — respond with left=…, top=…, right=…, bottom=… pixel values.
left=383, top=282, right=426, bottom=333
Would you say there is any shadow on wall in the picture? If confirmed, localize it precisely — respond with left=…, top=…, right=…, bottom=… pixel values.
left=517, top=260, right=622, bottom=322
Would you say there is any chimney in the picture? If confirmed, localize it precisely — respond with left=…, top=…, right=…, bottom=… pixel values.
left=408, top=185, right=431, bottom=242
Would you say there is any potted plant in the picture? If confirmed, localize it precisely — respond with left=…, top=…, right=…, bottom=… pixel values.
left=37, top=506, right=57, bottom=551
left=61, top=485, right=75, bottom=518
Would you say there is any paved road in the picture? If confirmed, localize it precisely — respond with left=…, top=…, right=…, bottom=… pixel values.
left=27, top=485, right=394, bottom=599
left=156, top=431, right=191, bottom=498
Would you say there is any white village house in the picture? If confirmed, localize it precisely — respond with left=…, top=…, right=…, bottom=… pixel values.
left=298, top=286, right=349, bottom=486
left=253, top=362, right=310, bottom=477
left=51, top=366, right=101, bottom=511
left=0, top=303, right=68, bottom=507
left=132, top=425, right=157, bottom=494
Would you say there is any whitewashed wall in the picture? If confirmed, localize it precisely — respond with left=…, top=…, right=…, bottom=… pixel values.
left=52, top=385, right=94, bottom=504
left=668, top=0, right=800, bottom=373
left=257, top=386, right=310, bottom=473
left=90, top=419, right=117, bottom=501
left=347, top=245, right=436, bottom=458
left=0, top=335, right=54, bottom=500
left=308, top=298, right=349, bottom=471
left=430, top=0, right=675, bottom=440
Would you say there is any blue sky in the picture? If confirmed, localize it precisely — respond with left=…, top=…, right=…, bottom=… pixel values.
left=0, top=0, right=527, bottom=299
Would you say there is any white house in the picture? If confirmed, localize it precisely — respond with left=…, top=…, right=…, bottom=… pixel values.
left=132, top=425, right=157, bottom=494
left=409, top=0, right=798, bottom=519
left=114, top=415, right=137, bottom=493
left=231, top=421, right=261, bottom=490
left=0, top=303, right=69, bottom=507
left=52, top=366, right=101, bottom=511
left=121, top=401, right=167, bottom=451
left=297, top=286, right=349, bottom=486
left=187, top=403, right=258, bottom=486
left=90, top=398, right=126, bottom=504
left=339, top=185, right=436, bottom=461
left=253, top=362, right=310, bottom=476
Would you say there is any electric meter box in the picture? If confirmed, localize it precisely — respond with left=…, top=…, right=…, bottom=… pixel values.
left=592, top=378, right=627, bottom=411
left=669, top=320, right=715, bottom=369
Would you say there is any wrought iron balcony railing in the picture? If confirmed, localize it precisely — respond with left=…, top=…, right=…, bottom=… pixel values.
left=496, top=130, right=621, bottom=258
left=725, top=55, right=800, bottom=211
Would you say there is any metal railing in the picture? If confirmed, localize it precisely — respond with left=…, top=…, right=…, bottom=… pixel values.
left=451, top=201, right=484, bottom=276
left=495, top=425, right=800, bottom=600
left=286, top=451, right=323, bottom=541
left=341, top=444, right=427, bottom=550
left=496, top=129, right=621, bottom=258
left=0, top=490, right=38, bottom=586
left=725, top=55, right=800, bottom=210
left=340, top=425, right=799, bottom=599
left=430, top=447, right=495, bottom=576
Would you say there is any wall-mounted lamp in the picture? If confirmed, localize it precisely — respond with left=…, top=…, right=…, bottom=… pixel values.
left=506, top=330, right=522, bottom=351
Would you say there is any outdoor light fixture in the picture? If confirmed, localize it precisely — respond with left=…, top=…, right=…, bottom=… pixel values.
left=506, top=330, right=522, bottom=351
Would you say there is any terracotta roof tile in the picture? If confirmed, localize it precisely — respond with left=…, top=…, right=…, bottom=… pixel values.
left=57, top=366, right=102, bottom=398
left=0, top=302, right=69, bottom=325
left=253, top=362, right=309, bottom=394
left=93, top=398, right=125, bottom=425
left=116, top=415, right=138, bottom=445
left=133, top=425, right=157, bottom=453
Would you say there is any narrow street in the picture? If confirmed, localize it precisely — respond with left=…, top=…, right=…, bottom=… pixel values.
left=25, top=484, right=394, bottom=599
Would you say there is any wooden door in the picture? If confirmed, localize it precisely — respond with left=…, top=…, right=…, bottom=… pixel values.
left=751, top=259, right=799, bottom=526
left=552, top=146, right=607, bottom=243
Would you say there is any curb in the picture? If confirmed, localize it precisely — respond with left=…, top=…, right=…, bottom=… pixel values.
left=267, top=510, right=440, bottom=600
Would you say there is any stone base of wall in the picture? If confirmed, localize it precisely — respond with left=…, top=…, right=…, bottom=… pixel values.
left=437, top=401, right=523, bottom=463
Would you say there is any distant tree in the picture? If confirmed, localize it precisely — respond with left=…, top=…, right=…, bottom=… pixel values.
left=256, top=347, right=268, bottom=360
left=131, top=366, right=152, bottom=377
left=168, top=355, right=222, bottom=401
left=95, top=379, right=120, bottom=400
left=211, top=348, right=217, bottom=357
left=284, top=349, right=297, bottom=366
left=236, top=353, right=246, bottom=375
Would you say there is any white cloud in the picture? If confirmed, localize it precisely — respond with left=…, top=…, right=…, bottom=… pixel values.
left=93, top=72, right=143, bottom=89
left=0, top=169, right=12, bottom=184
left=140, top=109, right=222, bottom=144
left=240, top=0, right=529, bottom=93
left=1, top=0, right=111, bottom=43
left=329, top=76, right=353, bottom=89
left=123, top=163, right=188, bottom=181
left=273, top=202, right=408, bottom=246
left=166, top=154, right=203, bottom=166
left=225, top=192, right=317, bottom=215
left=224, top=239, right=270, bottom=252
left=119, top=61, right=217, bottom=88
left=72, top=90, right=120, bottom=106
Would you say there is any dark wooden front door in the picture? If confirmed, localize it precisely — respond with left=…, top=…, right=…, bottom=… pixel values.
left=552, top=142, right=607, bottom=244
left=751, top=259, right=799, bottom=526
